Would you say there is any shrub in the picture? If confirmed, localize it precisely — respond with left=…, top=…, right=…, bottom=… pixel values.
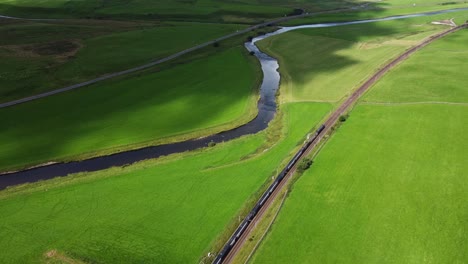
left=339, top=114, right=349, bottom=122
left=297, top=158, right=313, bottom=173
left=208, top=141, right=216, bottom=147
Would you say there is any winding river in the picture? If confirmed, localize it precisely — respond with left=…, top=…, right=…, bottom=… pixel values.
left=1, top=7, right=467, bottom=189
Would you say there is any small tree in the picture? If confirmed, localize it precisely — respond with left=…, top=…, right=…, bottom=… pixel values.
left=339, top=114, right=349, bottom=122
left=208, top=141, right=216, bottom=147
left=213, top=42, right=220, bottom=48
left=297, top=158, right=313, bottom=173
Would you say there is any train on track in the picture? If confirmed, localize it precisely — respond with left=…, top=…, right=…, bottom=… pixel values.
left=213, top=124, right=326, bottom=264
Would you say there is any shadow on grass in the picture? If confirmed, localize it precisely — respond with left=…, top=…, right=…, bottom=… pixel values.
left=0, top=0, right=375, bottom=21
left=261, top=7, right=452, bottom=101
left=0, top=0, right=401, bottom=171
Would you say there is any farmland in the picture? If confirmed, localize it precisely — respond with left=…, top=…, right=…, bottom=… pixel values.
left=0, top=102, right=331, bottom=263
left=0, top=12, right=457, bottom=172
left=0, top=19, right=245, bottom=101
left=0, top=46, right=260, bottom=171
left=250, top=27, right=468, bottom=264
left=258, top=11, right=468, bottom=103
left=283, top=1, right=468, bottom=25
left=0, top=0, right=367, bottom=21
left=364, top=27, right=468, bottom=103
left=0, top=2, right=467, bottom=264
left=2, top=0, right=466, bottom=23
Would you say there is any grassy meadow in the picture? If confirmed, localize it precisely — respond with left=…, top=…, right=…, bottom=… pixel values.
left=0, top=0, right=392, bottom=22
left=258, top=12, right=468, bottom=103
left=0, top=47, right=260, bottom=171
left=0, top=4, right=467, bottom=264
left=0, top=20, right=245, bottom=101
left=250, top=25, right=468, bottom=264
left=364, top=27, right=468, bottom=103
left=0, top=102, right=332, bottom=264
left=1, top=12, right=458, bottom=171
left=251, top=104, right=468, bottom=263
left=283, top=1, right=468, bottom=25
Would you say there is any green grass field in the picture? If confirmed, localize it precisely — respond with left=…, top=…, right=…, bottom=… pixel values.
left=0, top=0, right=293, bottom=21
left=257, top=13, right=468, bottom=103
left=1, top=6, right=467, bottom=264
left=3, top=0, right=409, bottom=23
left=283, top=1, right=468, bottom=25
left=364, top=28, right=468, bottom=103
left=0, top=102, right=332, bottom=264
left=0, top=47, right=260, bottom=172
left=1, top=14, right=456, bottom=171
left=0, top=20, right=245, bottom=101
left=250, top=26, right=468, bottom=264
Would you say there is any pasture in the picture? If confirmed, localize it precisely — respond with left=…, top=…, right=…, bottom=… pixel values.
left=0, top=47, right=259, bottom=171
left=283, top=1, right=468, bottom=25
left=2, top=10, right=464, bottom=191
left=0, top=3, right=467, bottom=264
left=0, top=0, right=296, bottom=21
left=0, top=20, right=244, bottom=101
left=364, top=28, right=468, bottom=103
left=0, top=102, right=332, bottom=263
left=250, top=26, right=468, bottom=264
left=251, top=104, right=468, bottom=264
left=257, top=13, right=468, bottom=103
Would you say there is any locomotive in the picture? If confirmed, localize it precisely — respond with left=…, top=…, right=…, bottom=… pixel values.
left=213, top=124, right=326, bottom=264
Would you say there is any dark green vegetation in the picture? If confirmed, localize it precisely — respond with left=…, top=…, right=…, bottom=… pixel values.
left=251, top=27, right=468, bottom=264
left=0, top=19, right=245, bottom=101
left=0, top=102, right=332, bottom=263
left=0, top=0, right=369, bottom=22
left=3, top=0, right=467, bottom=25
left=0, top=47, right=260, bottom=171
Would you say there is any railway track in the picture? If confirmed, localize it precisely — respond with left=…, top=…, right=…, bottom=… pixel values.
left=214, top=24, right=467, bottom=264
